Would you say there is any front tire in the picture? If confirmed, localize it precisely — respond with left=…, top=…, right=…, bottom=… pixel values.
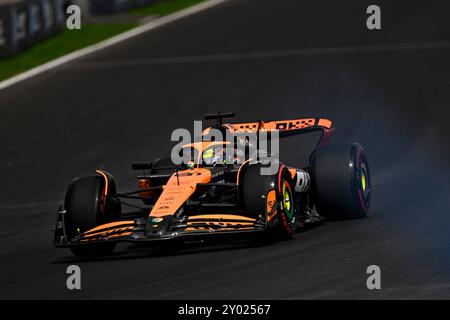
left=65, top=175, right=118, bottom=257
left=311, top=143, right=371, bottom=219
left=241, top=164, right=296, bottom=239
left=277, top=169, right=296, bottom=238
left=241, top=164, right=274, bottom=220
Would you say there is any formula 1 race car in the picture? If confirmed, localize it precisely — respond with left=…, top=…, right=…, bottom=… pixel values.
left=52, top=113, right=371, bottom=257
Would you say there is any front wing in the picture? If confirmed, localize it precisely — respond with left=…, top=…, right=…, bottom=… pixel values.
left=52, top=208, right=268, bottom=248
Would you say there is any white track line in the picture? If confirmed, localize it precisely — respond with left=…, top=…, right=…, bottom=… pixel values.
left=0, top=0, right=229, bottom=91
left=64, top=40, right=450, bottom=69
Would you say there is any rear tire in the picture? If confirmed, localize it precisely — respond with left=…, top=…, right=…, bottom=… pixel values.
left=311, top=143, right=371, bottom=219
left=65, top=176, right=117, bottom=257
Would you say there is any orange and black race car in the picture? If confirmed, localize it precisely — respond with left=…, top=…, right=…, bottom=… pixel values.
left=52, top=113, right=371, bottom=257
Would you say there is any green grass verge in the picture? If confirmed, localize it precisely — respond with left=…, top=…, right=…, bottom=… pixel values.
left=130, top=0, right=207, bottom=16
left=0, top=0, right=209, bottom=82
left=0, top=23, right=135, bottom=82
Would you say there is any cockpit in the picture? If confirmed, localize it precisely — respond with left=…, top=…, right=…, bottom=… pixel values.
left=179, top=141, right=245, bottom=168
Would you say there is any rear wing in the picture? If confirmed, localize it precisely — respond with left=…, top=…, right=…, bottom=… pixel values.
left=224, top=117, right=335, bottom=147
left=226, top=117, right=330, bottom=133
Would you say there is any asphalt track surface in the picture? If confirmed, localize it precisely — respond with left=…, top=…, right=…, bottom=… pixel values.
left=0, top=0, right=450, bottom=299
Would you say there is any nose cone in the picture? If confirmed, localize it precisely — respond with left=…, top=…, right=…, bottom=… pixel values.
left=150, top=168, right=212, bottom=217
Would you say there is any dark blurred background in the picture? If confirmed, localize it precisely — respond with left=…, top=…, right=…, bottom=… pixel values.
left=0, top=0, right=449, bottom=299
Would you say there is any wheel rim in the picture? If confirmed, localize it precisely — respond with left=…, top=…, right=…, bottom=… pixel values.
left=361, top=168, right=367, bottom=191
left=282, top=181, right=294, bottom=221
left=360, top=162, right=370, bottom=200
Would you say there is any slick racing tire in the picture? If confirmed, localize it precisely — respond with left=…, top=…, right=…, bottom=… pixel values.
left=241, top=164, right=296, bottom=239
left=65, top=176, right=117, bottom=257
left=311, top=143, right=371, bottom=220
left=241, top=163, right=275, bottom=220
left=276, top=167, right=297, bottom=239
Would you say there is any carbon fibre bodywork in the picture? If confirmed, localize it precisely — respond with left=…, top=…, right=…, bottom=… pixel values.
left=52, top=115, right=333, bottom=249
